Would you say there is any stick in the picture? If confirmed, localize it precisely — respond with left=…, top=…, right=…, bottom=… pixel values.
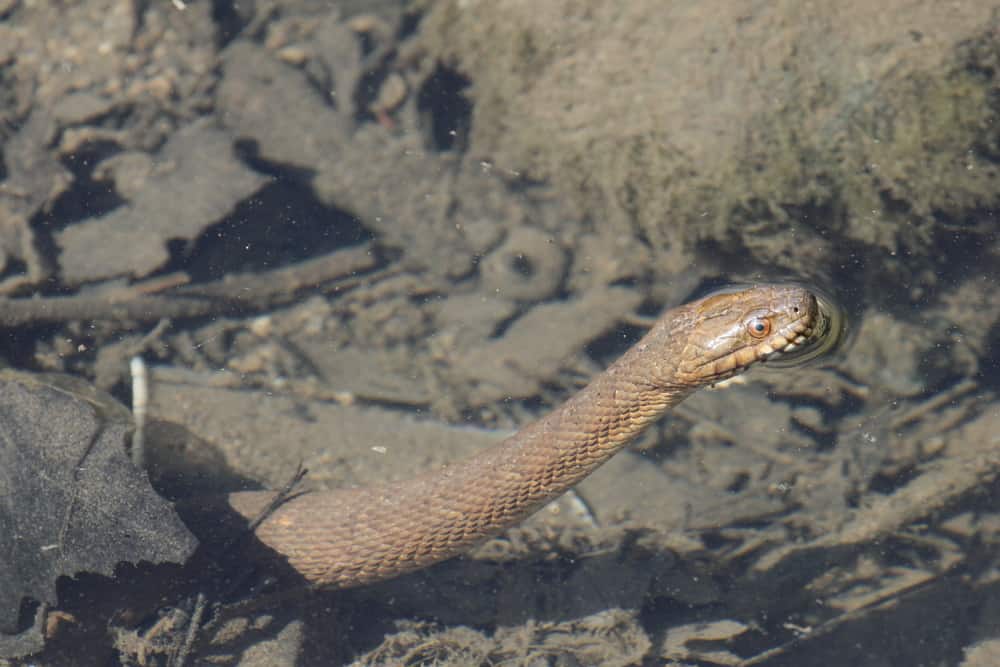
left=0, top=244, right=378, bottom=327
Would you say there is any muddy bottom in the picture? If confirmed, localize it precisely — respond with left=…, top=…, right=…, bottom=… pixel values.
left=1, top=1, right=1000, bottom=666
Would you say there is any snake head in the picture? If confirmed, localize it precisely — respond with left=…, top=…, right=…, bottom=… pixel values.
left=673, top=284, right=839, bottom=386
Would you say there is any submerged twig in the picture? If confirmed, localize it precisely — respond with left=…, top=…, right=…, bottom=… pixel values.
left=0, top=244, right=379, bottom=327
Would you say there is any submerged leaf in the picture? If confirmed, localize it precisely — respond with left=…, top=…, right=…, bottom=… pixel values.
left=0, top=371, right=196, bottom=653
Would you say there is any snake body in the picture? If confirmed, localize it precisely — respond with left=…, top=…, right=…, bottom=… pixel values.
left=213, top=284, right=827, bottom=588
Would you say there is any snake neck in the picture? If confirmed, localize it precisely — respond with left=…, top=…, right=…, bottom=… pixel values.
left=483, top=356, right=690, bottom=505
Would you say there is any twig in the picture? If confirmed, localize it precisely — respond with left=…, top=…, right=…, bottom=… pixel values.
left=170, top=593, right=207, bottom=667
left=244, top=464, right=309, bottom=535
left=130, top=356, right=149, bottom=468
left=0, top=244, right=379, bottom=327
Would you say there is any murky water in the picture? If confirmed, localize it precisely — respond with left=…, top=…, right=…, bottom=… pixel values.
left=2, top=1, right=999, bottom=665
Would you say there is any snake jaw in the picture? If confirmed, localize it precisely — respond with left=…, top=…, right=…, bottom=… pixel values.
left=757, top=321, right=816, bottom=361
left=758, top=292, right=847, bottom=368
left=756, top=321, right=816, bottom=362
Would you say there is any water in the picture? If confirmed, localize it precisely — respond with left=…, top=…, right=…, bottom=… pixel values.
left=3, top=1, right=999, bottom=665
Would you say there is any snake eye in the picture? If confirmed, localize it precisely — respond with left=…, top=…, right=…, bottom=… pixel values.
left=747, top=317, right=771, bottom=338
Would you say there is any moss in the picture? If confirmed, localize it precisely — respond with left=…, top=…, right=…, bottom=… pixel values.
left=839, top=65, right=999, bottom=249
left=419, top=1, right=1000, bottom=286
left=698, top=34, right=1000, bottom=268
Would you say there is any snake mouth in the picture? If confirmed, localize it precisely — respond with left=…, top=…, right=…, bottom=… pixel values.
left=755, top=317, right=817, bottom=362
left=759, top=289, right=847, bottom=368
left=707, top=313, right=815, bottom=380
left=699, top=287, right=848, bottom=382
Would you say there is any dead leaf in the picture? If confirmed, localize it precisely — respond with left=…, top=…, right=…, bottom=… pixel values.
left=0, top=371, right=196, bottom=656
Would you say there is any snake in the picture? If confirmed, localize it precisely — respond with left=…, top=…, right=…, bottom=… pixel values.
left=199, top=284, right=838, bottom=588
